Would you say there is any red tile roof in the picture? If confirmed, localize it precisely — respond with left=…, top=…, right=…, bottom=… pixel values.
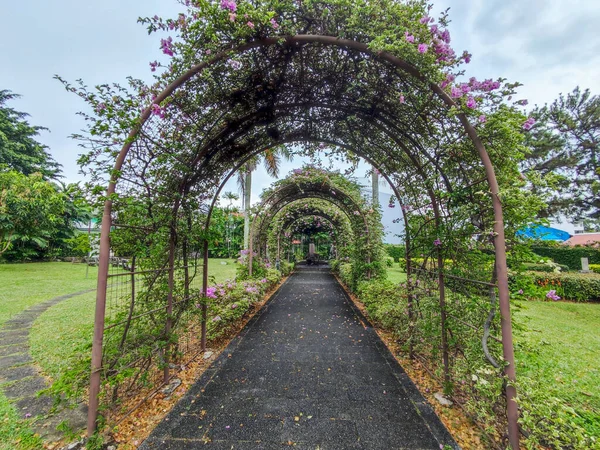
left=564, top=233, right=600, bottom=247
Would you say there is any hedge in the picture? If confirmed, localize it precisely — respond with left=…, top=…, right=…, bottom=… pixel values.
left=591, top=264, right=600, bottom=274
left=523, top=262, right=570, bottom=273
left=531, top=272, right=600, bottom=302
left=532, top=245, right=600, bottom=270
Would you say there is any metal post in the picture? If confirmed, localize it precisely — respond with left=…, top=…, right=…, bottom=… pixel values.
left=164, top=232, right=176, bottom=384
left=87, top=202, right=111, bottom=437
left=201, top=240, right=209, bottom=351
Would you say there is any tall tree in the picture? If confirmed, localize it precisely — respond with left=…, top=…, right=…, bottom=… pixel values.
left=238, top=147, right=292, bottom=249
left=523, top=87, right=600, bottom=219
left=0, top=90, right=61, bottom=178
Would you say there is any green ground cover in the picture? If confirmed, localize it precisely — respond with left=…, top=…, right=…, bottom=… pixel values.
left=513, top=300, right=600, bottom=438
left=0, top=263, right=98, bottom=327
left=386, top=264, right=407, bottom=284
left=0, top=259, right=237, bottom=448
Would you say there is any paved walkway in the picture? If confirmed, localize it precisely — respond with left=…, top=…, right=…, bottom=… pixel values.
left=142, top=266, right=458, bottom=449
left=0, top=290, right=91, bottom=441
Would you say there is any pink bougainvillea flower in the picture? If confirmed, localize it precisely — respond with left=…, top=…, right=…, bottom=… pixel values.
left=95, top=103, right=106, bottom=113
left=478, top=115, right=487, bottom=123
left=231, top=303, right=238, bottom=309
left=450, top=87, right=463, bottom=99
left=149, top=61, right=158, bottom=72
left=404, top=31, right=415, bottom=43
left=466, top=96, right=477, bottom=109
left=433, top=238, right=442, bottom=246
left=419, top=16, right=430, bottom=24
left=205, top=287, right=217, bottom=299
left=399, top=94, right=405, bottom=104
left=260, top=278, right=267, bottom=283
left=518, top=289, right=524, bottom=295
left=220, top=0, right=237, bottom=12
left=151, top=104, right=165, bottom=119
left=417, top=43, right=428, bottom=54
left=270, top=18, right=279, bottom=29
left=546, top=290, right=560, bottom=301
left=160, top=37, right=174, bottom=56
left=229, top=13, right=237, bottom=21
left=212, top=315, right=221, bottom=322
left=522, top=117, right=536, bottom=130
left=463, top=51, right=472, bottom=63
left=517, top=99, right=528, bottom=106
left=205, top=49, right=212, bottom=55
left=247, top=21, right=254, bottom=28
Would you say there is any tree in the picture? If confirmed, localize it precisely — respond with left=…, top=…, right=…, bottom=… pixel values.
left=0, top=170, right=65, bottom=258
left=0, top=90, right=61, bottom=178
left=523, top=87, right=600, bottom=219
left=238, top=147, right=292, bottom=249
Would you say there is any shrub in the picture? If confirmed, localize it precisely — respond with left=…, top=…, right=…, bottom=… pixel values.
left=531, top=272, right=600, bottom=302
left=523, top=261, right=569, bottom=273
left=590, top=264, right=600, bottom=274
left=385, top=257, right=394, bottom=268
left=338, top=263, right=353, bottom=289
left=532, top=244, right=600, bottom=270
left=385, top=244, right=405, bottom=262
left=329, top=259, right=340, bottom=272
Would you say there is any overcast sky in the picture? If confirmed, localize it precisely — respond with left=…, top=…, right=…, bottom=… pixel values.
left=2, top=0, right=600, bottom=220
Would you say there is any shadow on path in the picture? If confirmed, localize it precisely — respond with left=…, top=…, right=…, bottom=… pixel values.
left=141, top=267, right=458, bottom=449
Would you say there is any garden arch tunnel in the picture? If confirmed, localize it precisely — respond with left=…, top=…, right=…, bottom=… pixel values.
left=85, top=16, right=523, bottom=446
left=260, top=199, right=355, bottom=261
left=245, top=168, right=378, bottom=274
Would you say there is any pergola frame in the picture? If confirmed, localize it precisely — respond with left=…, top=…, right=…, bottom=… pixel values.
left=87, top=35, right=520, bottom=448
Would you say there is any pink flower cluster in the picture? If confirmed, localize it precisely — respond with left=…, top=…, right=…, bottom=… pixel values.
left=205, top=287, right=217, bottom=299
left=151, top=104, right=165, bottom=119
left=220, top=0, right=237, bottom=12
left=522, top=117, right=536, bottom=130
left=160, top=37, right=174, bottom=56
left=546, top=290, right=560, bottom=301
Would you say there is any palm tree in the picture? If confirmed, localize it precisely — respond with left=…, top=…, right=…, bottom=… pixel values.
left=238, top=147, right=292, bottom=249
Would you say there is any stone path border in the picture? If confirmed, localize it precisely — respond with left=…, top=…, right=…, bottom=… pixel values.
left=0, top=289, right=94, bottom=441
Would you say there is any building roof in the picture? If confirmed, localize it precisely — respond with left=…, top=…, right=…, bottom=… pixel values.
left=517, top=225, right=571, bottom=242
left=563, top=233, right=600, bottom=247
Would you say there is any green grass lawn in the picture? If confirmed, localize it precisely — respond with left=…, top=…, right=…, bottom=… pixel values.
left=0, top=259, right=237, bottom=449
left=386, top=264, right=407, bottom=284
left=29, top=259, right=239, bottom=384
left=0, top=263, right=98, bottom=327
left=514, top=300, right=600, bottom=437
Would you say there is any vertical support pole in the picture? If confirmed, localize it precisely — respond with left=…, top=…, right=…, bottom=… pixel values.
left=457, top=115, right=520, bottom=449
left=404, top=212, right=414, bottom=360
left=201, top=240, right=209, bottom=351
left=87, top=201, right=112, bottom=437
left=431, top=196, right=450, bottom=388
left=164, top=230, right=176, bottom=385
left=248, top=224, right=254, bottom=277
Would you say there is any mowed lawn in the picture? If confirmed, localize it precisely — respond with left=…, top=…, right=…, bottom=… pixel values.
left=29, top=259, right=240, bottom=383
left=0, top=259, right=239, bottom=449
left=0, top=263, right=99, bottom=327
left=386, top=264, right=407, bottom=284
left=514, top=300, right=600, bottom=436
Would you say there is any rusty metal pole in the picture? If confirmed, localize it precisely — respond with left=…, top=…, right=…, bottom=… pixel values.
left=248, top=224, right=254, bottom=278
left=201, top=240, right=209, bottom=351
left=431, top=197, right=450, bottom=388
left=87, top=201, right=112, bottom=437
left=164, top=232, right=176, bottom=385
left=449, top=112, right=520, bottom=449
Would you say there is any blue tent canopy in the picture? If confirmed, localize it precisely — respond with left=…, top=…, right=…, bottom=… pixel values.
left=517, top=225, right=571, bottom=242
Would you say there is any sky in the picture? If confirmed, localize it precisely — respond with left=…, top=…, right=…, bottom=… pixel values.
left=3, top=0, right=600, bottom=237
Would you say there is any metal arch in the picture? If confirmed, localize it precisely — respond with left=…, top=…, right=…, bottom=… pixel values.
left=90, top=35, right=518, bottom=447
